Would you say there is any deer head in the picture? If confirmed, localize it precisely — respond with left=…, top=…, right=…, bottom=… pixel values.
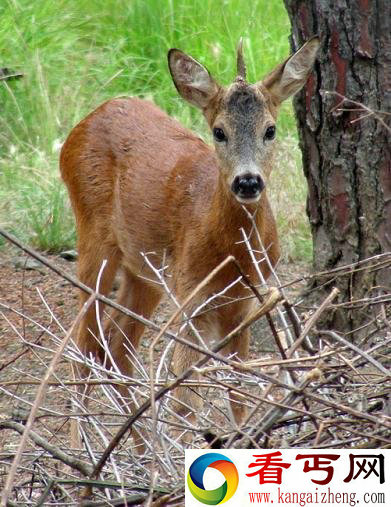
left=168, top=37, right=319, bottom=204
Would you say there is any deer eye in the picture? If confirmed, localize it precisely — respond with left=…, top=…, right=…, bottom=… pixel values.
left=213, top=127, right=227, bottom=142
left=264, top=125, right=276, bottom=141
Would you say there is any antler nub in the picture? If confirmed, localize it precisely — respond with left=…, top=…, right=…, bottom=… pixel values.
left=236, top=37, right=247, bottom=81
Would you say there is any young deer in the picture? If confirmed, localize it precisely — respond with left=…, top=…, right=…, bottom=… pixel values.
left=61, top=37, right=319, bottom=444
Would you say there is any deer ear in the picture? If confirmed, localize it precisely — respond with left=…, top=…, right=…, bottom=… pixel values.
left=261, top=36, right=319, bottom=103
left=168, top=49, right=220, bottom=109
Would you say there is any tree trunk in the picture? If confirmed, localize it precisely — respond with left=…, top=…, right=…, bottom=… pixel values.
left=283, top=0, right=391, bottom=334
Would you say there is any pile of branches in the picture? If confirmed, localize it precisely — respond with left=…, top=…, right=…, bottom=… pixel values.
left=0, top=229, right=390, bottom=506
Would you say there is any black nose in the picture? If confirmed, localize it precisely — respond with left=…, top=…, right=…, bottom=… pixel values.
left=231, top=173, right=264, bottom=198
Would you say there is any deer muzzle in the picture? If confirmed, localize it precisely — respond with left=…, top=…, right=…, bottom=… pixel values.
left=231, top=173, right=264, bottom=202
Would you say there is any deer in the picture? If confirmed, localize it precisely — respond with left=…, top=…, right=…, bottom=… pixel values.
left=60, top=36, right=319, bottom=448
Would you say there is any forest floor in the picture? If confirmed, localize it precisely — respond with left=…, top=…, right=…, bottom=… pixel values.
left=0, top=247, right=308, bottom=444
left=0, top=246, right=306, bottom=493
left=0, top=247, right=389, bottom=505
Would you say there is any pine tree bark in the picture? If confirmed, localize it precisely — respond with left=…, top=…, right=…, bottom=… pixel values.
left=283, top=0, right=391, bottom=333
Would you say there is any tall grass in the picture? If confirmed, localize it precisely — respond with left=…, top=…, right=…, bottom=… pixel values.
left=0, top=0, right=311, bottom=259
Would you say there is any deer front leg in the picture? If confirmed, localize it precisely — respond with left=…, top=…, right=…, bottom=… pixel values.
left=169, top=336, right=202, bottom=446
left=171, top=330, right=204, bottom=420
left=169, top=307, right=220, bottom=445
left=222, top=329, right=250, bottom=426
left=170, top=311, right=250, bottom=439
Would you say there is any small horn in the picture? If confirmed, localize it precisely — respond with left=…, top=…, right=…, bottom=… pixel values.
left=236, top=37, right=247, bottom=81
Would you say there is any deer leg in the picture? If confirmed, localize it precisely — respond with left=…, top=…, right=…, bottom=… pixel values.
left=105, top=271, right=163, bottom=389
left=170, top=336, right=203, bottom=445
left=170, top=312, right=217, bottom=438
left=171, top=339, right=203, bottom=420
left=104, top=271, right=163, bottom=451
left=222, top=329, right=250, bottom=426
left=170, top=310, right=250, bottom=444
left=70, top=239, right=121, bottom=449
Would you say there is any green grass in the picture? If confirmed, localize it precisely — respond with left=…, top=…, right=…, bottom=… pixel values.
left=0, top=0, right=312, bottom=260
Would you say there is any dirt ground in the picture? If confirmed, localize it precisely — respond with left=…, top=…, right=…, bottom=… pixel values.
left=0, top=249, right=80, bottom=455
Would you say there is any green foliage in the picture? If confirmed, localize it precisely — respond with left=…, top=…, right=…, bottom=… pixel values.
left=0, top=0, right=311, bottom=260
left=0, top=150, right=76, bottom=252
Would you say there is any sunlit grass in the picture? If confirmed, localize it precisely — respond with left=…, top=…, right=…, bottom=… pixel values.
left=0, top=0, right=311, bottom=260
left=0, top=149, right=76, bottom=252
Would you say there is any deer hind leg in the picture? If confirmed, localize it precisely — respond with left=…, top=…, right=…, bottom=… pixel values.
left=104, top=270, right=163, bottom=451
left=70, top=238, right=121, bottom=450
left=105, top=270, right=163, bottom=393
